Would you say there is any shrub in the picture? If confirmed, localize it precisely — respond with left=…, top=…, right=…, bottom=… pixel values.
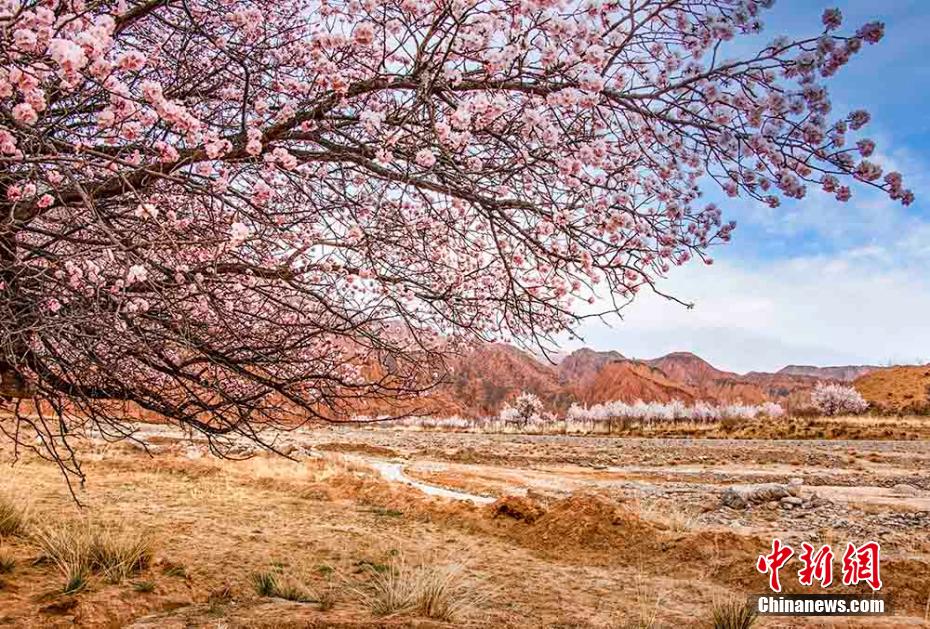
left=810, top=383, right=869, bottom=416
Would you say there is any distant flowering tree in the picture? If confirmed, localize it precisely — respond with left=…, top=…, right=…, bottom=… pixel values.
left=811, top=383, right=869, bottom=416
left=0, top=1, right=909, bottom=479
left=499, top=391, right=544, bottom=426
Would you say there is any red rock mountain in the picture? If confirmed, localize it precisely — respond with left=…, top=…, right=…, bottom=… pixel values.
left=557, top=348, right=626, bottom=384
left=572, top=360, right=698, bottom=405
left=645, top=352, right=736, bottom=386
left=360, top=345, right=886, bottom=418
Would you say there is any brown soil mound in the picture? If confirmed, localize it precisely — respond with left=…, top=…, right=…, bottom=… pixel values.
left=488, top=495, right=545, bottom=523
left=854, top=365, right=930, bottom=413
left=528, top=494, right=656, bottom=554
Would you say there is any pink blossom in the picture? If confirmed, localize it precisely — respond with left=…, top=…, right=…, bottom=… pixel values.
left=353, top=23, right=375, bottom=46
left=155, top=141, right=179, bottom=162
left=37, top=194, right=55, bottom=208
left=126, top=264, right=149, bottom=284
left=12, top=103, right=38, bottom=125
left=205, top=138, right=232, bottom=159
left=246, top=128, right=263, bottom=156
left=856, top=22, right=884, bottom=44
left=135, top=203, right=159, bottom=220
left=450, top=108, right=471, bottom=131
left=854, top=160, right=882, bottom=182
left=848, top=110, right=870, bottom=130
left=117, top=51, right=146, bottom=71
left=415, top=149, right=436, bottom=168
left=271, top=147, right=298, bottom=170
left=251, top=180, right=273, bottom=205
left=856, top=139, right=875, bottom=157
left=97, top=108, right=116, bottom=128
left=13, top=29, right=38, bottom=51
left=229, top=221, right=251, bottom=245
left=822, top=9, right=842, bottom=31
left=47, top=38, right=89, bottom=73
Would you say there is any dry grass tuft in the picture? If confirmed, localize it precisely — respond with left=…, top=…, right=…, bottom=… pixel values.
left=91, top=525, right=155, bottom=582
left=635, top=499, right=695, bottom=532
left=32, top=520, right=154, bottom=592
left=711, top=597, right=758, bottom=629
left=252, top=567, right=318, bottom=603
left=0, top=545, right=15, bottom=574
left=0, top=493, right=31, bottom=537
left=32, top=522, right=93, bottom=593
left=361, top=554, right=479, bottom=622
left=626, top=572, right=662, bottom=628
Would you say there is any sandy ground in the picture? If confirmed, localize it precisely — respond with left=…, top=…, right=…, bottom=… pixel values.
left=0, top=423, right=928, bottom=628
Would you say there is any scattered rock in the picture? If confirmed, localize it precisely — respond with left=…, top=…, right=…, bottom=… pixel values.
left=891, top=483, right=919, bottom=496
left=720, top=483, right=791, bottom=510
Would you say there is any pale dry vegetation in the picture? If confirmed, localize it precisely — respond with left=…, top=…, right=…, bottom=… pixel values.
left=359, top=553, right=480, bottom=622
left=0, top=492, right=31, bottom=537
left=251, top=567, right=318, bottom=603
left=635, top=499, right=696, bottom=533
left=710, top=597, right=758, bottom=629
left=32, top=519, right=154, bottom=593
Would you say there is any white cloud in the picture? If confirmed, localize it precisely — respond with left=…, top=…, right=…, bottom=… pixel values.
left=563, top=250, right=930, bottom=373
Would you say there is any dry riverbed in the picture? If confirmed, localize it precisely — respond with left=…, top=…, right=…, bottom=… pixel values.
left=0, top=424, right=928, bottom=627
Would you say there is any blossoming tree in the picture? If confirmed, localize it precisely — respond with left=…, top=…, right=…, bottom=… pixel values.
left=0, top=0, right=910, bottom=479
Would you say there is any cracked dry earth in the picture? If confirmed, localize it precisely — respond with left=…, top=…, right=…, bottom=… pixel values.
left=1, top=424, right=928, bottom=628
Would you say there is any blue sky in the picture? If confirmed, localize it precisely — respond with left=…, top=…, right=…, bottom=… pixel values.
left=564, top=1, right=930, bottom=373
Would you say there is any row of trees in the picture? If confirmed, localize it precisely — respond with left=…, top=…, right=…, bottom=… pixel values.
left=498, top=384, right=871, bottom=426
left=351, top=383, right=872, bottom=435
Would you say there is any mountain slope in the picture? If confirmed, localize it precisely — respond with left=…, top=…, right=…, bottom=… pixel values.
left=572, top=360, right=699, bottom=405
left=854, top=366, right=930, bottom=413
left=779, top=365, right=880, bottom=382
left=645, top=352, right=736, bottom=386
left=557, top=348, right=626, bottom=384
left=447, top=343, right=568, bottom=415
